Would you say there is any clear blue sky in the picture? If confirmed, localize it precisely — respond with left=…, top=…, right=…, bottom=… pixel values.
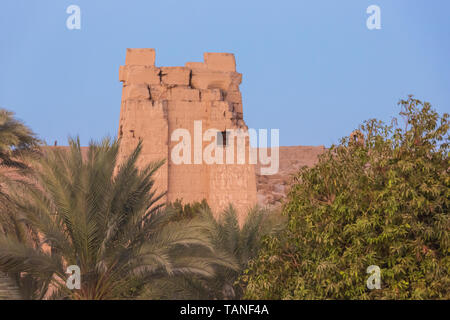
left=1, top=0, right=449, bottom=147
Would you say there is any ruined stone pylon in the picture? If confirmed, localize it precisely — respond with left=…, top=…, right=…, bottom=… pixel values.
left=117, top=49, right=257, bottom=222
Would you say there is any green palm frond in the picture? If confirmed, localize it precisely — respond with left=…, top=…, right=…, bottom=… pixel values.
left=0, top=108, right=41, bottom=169
left=0, top=236, right=64, bottom=278
left=146, top=203, right=284, bottom=300
left=0, top=136, right=226, bottom=299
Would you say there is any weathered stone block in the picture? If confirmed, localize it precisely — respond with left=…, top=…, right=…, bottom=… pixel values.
left=191, top=70, right=242, bottom=91
left=225, top=90, right=242, bottom=104
left=212, top=101, right=233, bottom=112
left=119, top=65, right=127, bottom=82
left=160, top=67, right=190, bottom=85
left=169, top=87, right=200, bottom=101
left=126, top=66, right=160, bottom=85
left=232, top=103, right=243, bottom=114
left=204, top=53, right=236, bottom=72
left=200, top=89, right=223, bottom=101
left=185, top=62, right=207, bottom=70
left=149, top=85, right=169, bottom=100
left=125, top=48, right=156, bottom=66
left=123, top=84, right=150, bottom=100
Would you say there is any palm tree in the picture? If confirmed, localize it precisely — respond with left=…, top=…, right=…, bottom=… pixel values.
left=0, top=109, right=40, bottom=169
left=0, top=108, right=40, bottom=300
left=0, top=137, right=230, bottom=299
left=0, top=108, right=40, bottom=210
left=144, top=204, right=285, bottom=299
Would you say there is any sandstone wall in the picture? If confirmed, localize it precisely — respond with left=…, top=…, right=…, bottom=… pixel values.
left=117, top=49, right=257, bottom=222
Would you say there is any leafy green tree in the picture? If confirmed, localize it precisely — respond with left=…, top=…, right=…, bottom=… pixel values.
left=242, top=96, right=449, bottom=299
left=0, top=137, right=227, bottom=299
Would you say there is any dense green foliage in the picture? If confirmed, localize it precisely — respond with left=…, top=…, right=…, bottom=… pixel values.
left=242, top=97, right=449, bottom=299
left=0, top=138, right=230, bottom=299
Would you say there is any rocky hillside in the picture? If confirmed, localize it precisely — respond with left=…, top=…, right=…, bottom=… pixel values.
left=255, top=146, right=326, bottom=207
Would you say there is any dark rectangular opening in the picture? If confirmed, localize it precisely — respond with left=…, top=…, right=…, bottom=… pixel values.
left=217, top=131, right=227, bottom=147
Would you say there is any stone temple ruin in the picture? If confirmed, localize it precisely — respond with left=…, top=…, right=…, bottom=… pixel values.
left=117, top=49, right=327, bottom=222
left=117, top=49, right=257, bottom=222
left=0, top=49, right=326, bottom=223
